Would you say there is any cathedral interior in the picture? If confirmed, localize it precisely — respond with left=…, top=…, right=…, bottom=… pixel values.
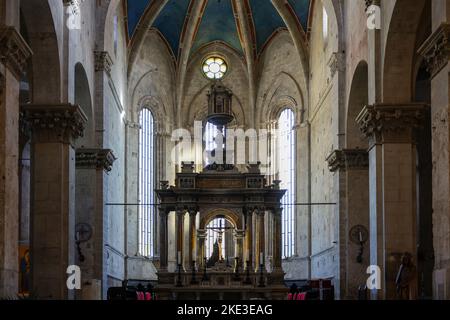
left=1, top=0, right=449, bottom=301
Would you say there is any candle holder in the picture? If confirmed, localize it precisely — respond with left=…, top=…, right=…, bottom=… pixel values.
left=233, top=257, right=241, bottom=281
left=202, top=257, right=209, bottom=282
left=190, top=260, right=198, bottom=285
left=349, top=225, right=368, bottom=264
left=357, top=242, right=364, bottom=264
left=258, top=263, right=265, bottom=287
left=176, top=263, right=183, bottom=287
left=243, top=260, right=252, bottom=285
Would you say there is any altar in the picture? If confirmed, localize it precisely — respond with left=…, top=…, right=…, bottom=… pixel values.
left=154, top=82, right=288, bottom=300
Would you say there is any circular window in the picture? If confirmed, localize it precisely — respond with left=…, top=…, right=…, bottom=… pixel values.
left=202, top=56, right=228, bottom=80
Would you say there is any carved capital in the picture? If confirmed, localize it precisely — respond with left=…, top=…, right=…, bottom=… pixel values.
left=326, top=149, right=369, bottom=172
left=76, top=148, right=117, bottom=172
left=356, top=104, right=428, bottom=144
left=0, top=26, right=33, bottom=79
left=20, top=104, right=87, bottom=145
left=418, top=23, right=450, bottom=79
left=94, top=51, right=113, bottom=75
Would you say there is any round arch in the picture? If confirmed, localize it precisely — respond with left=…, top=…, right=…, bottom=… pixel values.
left=20, top=0, right=61, bottom=103
left=200, top=208, right=242, bottom=230
left=346, top=60, right=369, bottom=149
left=75, top=63, right=95, bottom=148
left=383, top=0, right=428, bottom=102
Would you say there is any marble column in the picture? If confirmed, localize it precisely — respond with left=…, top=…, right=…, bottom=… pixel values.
left=188, top=209, right=197, bottom=269
left=0, top=25, right=32, bottom=298
left=75, top=148, right=116, bottom=299
left=197, top=229, right=207, bottom=269
left=158, top=207, right=169, bottom=271
left=21, top=104, right=87, bottom=299
left=357, top=103, right=427, bottom=300
left=327, top=149, right=370, bottom=299
left=272, top=208, right=283, bottom=272
left=255, top=208, right=266, bottom=271
left=175, top=209, right=185, bottom=270
left=234, top=230, right=244, bottom=268
left=419, top=21, right=450, bottom=300
left=244, top=208, right=254, bottom=270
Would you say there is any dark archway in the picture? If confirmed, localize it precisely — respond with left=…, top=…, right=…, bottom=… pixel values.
left=413, top=0, right=433, bottom=300
left=20, top=0, right=61, bottom=103
left=347, top=61, right=369, bottom=149
left=74, top=63, right=94, bottom=148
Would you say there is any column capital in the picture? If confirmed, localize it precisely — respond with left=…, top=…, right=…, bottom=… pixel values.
left=0, top=26, right=33, bottom=79
left=326, top=149, right=369, bottom=173
left=356, top=103, right=428, bottom=145
left=94, top=51, right=113, bottom=76
left=158, top=207, right=169, bottom=216
left=75, top=148, right=117, bottom=172
left=20, top=104, right=87, bottom=145
left=418, top=23, right=450, bottom=79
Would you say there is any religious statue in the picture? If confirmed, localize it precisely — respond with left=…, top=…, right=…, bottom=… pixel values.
left=207, top=241, right=221, bottom=267
left=395, top=252, right=417, bottom=300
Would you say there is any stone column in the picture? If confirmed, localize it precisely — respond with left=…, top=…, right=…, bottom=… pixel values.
left=419, top=22, right=450, bottom=300
left=327, top=149, right=370, bottom=299
left=234, top=230, right=244, bottom=268
left=75, top=149, right=116, bottom=299
left=272, top=208, right=283, bottom=273
left=197, top=229, right=207, bottom=269
left=0, top=26, right=32, bottom=298
left=158, top=207, right=169, bottom=271
left=21, top=104, right=87, bottom=299
left=255, top=208, right=266, bottom=271
left=356, top=103, right=427, bottom=300
left=175, top=209, right=185, bottom=270
left=188, top=209, right=197, bottom=269
left=244, top=208, right=254, bottom=270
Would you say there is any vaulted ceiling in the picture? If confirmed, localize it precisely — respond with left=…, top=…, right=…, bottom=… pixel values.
left=125, top=0, right=311, bottom=60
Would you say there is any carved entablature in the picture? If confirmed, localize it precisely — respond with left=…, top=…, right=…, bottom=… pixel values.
left=0, top=26, right=33, bottom=79
left=326, top=149, right=369, bottom=172
left=246, top=177, right=264, bottom=189
left=356, top=104, right=428, bottom=144
left=94, top=51, right=113, bottom=76
left=418, top=23, right=450, bottom=79
left=178, top=176, right=196, bottom=189
left=20, top=104, right=87, bottom=145
left=76, top=149, right=117, bottom=172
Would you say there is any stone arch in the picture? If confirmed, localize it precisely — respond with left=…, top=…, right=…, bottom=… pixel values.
left=259, top=72, right=304, bottom=127
left=20, top=0, right=61, bottom=103
left=74, top=63, right=94, bottom=148
left=138, top=95, right=171, bottom=134
left=200, top=208, right=242, bottom=230
left=383, top=0, right=428, bottom=102
left=346, top=60, right=368, bottom=149
left=100, top=0, right=121, bottom=51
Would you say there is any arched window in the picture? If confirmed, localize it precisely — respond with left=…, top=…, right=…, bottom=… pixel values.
left=204, top=121, right=224, bottom=166
left=323, top=6, right=329, bottom=45
left=278, top=109, right=296, bottom=258
left=139, top=108, right=155, bottom=257
left=205, top=218, right=226, bottom=260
